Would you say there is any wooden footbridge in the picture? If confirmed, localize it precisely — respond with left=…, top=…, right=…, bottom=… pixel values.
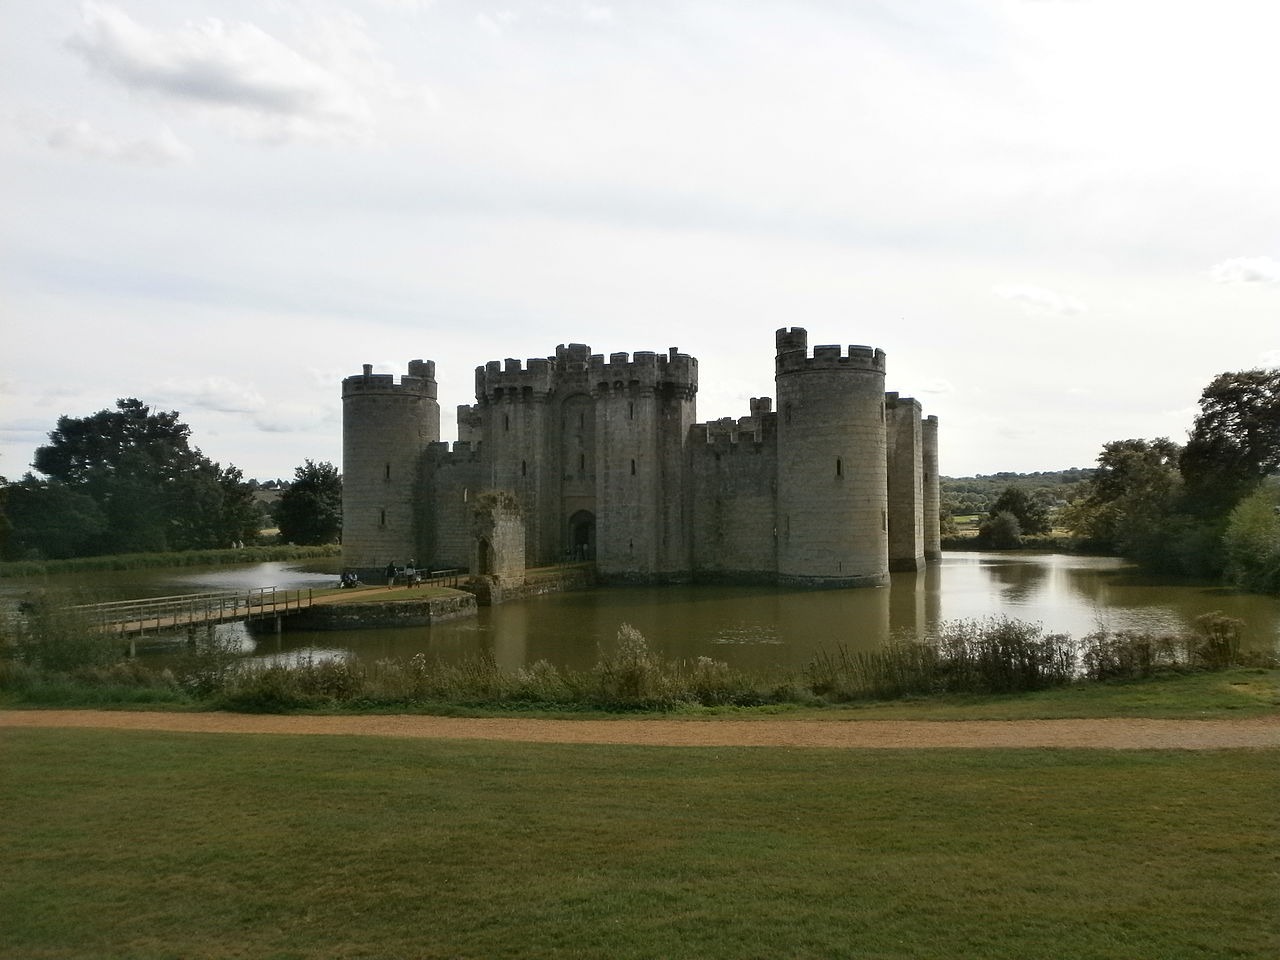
left=76, top=587, right=314, bottom=642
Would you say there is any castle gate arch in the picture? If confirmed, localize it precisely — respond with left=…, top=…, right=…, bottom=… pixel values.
left=567, top=510, right=595, bottom=561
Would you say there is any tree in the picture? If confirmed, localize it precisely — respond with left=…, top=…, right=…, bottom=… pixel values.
left=977, top=510, right=1022, bottom=549
left=274, top=460, right=342, bottom=545
left=1221, top=483, right=1280, bottom=594
left=25, top=398, right=256, bottom=555
left=987, top=486, right=1051, bottom=536
left=1182, top=368, right=1280, bottom=516
left=2, top=475, right=107, bottom=559
left=1061, top=438, right=1184, bottom=562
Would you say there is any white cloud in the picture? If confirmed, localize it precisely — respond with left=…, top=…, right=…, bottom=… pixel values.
left=152, top=377, right=266, bottom=415
left=1209, top=256, right=1280, bottom=285
left=47, top=119, right=191, bottom=164
left=1260, top=350, right=1280, bottom=367
left=65, top=2, right=402, bottom=143
left=993, top=284, right=1087, bottom=316
left=581, top=4, right=614, bottom=23
left=475, top=10, right=518, bottom=35
left=917, top=379, right=955, bottom=396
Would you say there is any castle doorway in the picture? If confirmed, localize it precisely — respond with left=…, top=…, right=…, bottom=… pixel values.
left=476, top=538, right=493, bottom=575
left=568, top=510, right=595, bottom=561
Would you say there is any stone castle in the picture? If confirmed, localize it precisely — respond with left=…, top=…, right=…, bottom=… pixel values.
left=341, top=328, right=940, bottom=588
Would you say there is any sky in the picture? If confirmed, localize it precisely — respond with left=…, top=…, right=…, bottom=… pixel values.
left=2, top=0, right=1277, bottom=482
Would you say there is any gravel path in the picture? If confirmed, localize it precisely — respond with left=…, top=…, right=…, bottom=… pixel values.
left=3, top=710, right=1279, bottom=749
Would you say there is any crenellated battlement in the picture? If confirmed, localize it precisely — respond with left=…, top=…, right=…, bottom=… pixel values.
left=774, top=328, right=885, bottom=376
left=588, top=346, right=698, bottom=394
left=691, top=402, right=777, bottom=446
left=342, top=360, right=438, bottom=399
left=343, top=330, right=938, bottom=587
left=426, top=439, right=483, bottom=464
left=475, top=356, right=557, bottom=402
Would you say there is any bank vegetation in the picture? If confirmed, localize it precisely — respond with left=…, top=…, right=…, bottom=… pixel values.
left=2, top=599, right=1273, bottom=715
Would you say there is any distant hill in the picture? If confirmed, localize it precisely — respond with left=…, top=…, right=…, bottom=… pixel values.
left=941, top=468, right=1094, bottom=517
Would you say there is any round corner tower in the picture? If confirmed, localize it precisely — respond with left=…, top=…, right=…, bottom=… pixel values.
left=774, top=327, right=889, bottom=587
left=341, top=360, right=440, bottom=578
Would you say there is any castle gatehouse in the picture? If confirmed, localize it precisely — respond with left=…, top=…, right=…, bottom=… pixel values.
left=341, top=328, right=940, bottom=588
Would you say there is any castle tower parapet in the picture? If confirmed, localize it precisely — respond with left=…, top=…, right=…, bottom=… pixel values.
left=775, top=328, right=888, bottom=586
left=588, top=347, right=698, bottom=398
left=341, top=360, right=441, bottom=578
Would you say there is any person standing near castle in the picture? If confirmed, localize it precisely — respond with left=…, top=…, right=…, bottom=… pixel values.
left=385, top=560, right=397, bottom=589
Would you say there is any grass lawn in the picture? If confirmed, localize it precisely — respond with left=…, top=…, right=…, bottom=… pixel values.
left=2, top=729, right=1276, bottom=960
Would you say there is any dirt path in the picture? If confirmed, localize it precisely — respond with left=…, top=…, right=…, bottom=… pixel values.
left=3, top=710, right=1279, bottom=749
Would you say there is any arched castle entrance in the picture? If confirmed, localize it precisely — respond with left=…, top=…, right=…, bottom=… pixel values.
left=476, top=538, right=493, bottom=575
left=568, top=510, right=595, bottom=561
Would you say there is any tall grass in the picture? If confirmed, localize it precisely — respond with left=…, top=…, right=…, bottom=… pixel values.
left=2, top=613, right=1273, bottom=712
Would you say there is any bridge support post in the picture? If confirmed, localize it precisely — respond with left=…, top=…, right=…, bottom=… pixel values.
left=274, top=614, right=283, bottom=635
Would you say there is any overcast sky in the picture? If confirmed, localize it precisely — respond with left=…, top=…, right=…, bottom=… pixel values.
left=2, top=0, right=1277, bottom=482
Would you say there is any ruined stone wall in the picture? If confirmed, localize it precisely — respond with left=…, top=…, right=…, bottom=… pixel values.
left=688, top=410, right=778, bottom=579
left=476, top=358, right=554, bottom=565
left=885, top=392, right=925, bottom=572
left=341, top=361, right=439, bottom=578
left=774, top=329, right=889, bottom=587
left=471, top=491, right=525, bottom=585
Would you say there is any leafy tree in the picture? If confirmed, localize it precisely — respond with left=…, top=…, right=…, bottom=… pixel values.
left=977, top=510, right=1022, bottom=549
left=1221, top=483, right=1280, bottom=594
left=1182, top=368, right=1280, bottom=515
left=1061, top=438, right=1184, bottom=563
left=987, top=486, right=1051, bottom=536
left=24, top=398, right=256, bottom=555
left=2, top=475, right=107, bottom=559
left=274, top=460, right=342, bottom=545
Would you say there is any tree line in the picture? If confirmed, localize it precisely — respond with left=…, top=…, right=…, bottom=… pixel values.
left=0, top=399, right=342, bottom=560
left=946, top=368, right=1279, bottom=594
left=4, top=370, right=1277, bottom=595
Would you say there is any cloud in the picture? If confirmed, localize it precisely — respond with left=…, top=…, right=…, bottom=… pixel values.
left=993, top=283, right=1087, bottom=316
left=1209, top=256, right=1280, bottom=285
left=475, top=10, right=518, bottom=35
left=1260, top=350, right=1280, bottom=367
left=47, top=120, right=191, bottom=164
left=151, top=377, right=266, bottom=415
left=65, top=3, right=398, bottom=143
left=581, top=4, right=614, bottom=23
left=917, top=379, right=954, bottom=396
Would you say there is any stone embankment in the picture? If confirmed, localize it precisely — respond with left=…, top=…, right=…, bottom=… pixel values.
left=286, top=590, right=476, bottom=630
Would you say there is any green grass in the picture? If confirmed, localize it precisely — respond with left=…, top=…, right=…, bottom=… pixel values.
left=0, top=544, right=340, bottom=578
left=1, top=729, right=1275, bottom=960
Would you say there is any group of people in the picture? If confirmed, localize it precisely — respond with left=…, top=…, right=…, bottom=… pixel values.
left=385, top=559, right=423, bottom=589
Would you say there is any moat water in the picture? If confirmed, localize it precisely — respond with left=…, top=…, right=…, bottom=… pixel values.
left=5, top=553, right=1278, bottom=669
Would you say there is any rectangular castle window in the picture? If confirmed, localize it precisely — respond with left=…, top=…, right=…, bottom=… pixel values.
left=379, top=508, right=387, bottom=527
left=384, top=462, right=391, bottom=480
left=630, top=459, right=636, bottom=475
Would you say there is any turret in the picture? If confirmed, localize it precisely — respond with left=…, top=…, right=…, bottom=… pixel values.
left=341, top=361, right=440, bottom=578
left=589, top=347, right=698, bottom=578
left=774, top=328, right=889, bottom=586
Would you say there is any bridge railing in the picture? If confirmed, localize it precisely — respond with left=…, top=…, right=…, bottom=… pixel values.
left=75, top=587, right=313, bottom=636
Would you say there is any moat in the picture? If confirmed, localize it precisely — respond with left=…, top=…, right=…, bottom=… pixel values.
left=8, top=553, right=1279, bottom=668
